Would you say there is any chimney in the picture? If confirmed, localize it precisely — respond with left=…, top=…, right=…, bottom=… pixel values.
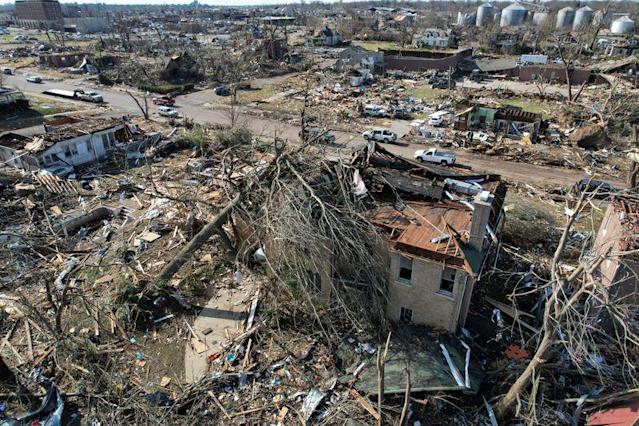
left=469, top=191, right=493, bottom=252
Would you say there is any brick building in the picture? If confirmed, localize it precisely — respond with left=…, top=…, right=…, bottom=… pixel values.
left=14, top=0, right=63, bottom=30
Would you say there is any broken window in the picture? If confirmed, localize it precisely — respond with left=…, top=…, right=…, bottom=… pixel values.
left=400, top=307, right=413, bottom=323
left=64, top=144, right=78, bottom=157
left=398, top=255, right=412, bottom=284
left=439, top=267, right=456, bottom=296
left=101, top=134, right=110, bottom=150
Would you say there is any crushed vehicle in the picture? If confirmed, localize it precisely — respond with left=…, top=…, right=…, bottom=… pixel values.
left=573, top=178, right=617, bottom=198
left=362, top=128, right=397, bottom=143
left=26, top=75, right=42, bottom=83
left=414, top=148, right=456, bottom=165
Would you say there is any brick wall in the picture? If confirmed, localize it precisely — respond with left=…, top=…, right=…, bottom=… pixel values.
left=386, top=251, right=470, bottom=332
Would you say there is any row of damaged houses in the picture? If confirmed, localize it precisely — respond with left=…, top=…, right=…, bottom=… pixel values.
left=0, top=115, right=160, bottom=172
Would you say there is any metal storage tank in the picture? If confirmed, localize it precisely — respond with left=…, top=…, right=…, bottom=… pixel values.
left=476, top=3, right=496, bottom=27
left=610, top=16, right=635, bottom=34
left=573, top=6, right=594, bottom=29
left=500, top=3, right=527, bottom=27
left=532, top=11, right=550, bottom=26
left=556, top=7, right=575, bottom=29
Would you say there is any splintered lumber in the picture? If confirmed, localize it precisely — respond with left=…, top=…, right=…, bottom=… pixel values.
left=486, top=296, right=539, bottom=334
left=156, top=194, right=242, bottom=282
left=350, top=389, right=381, bottom=421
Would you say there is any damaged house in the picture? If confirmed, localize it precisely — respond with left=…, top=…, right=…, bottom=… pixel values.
left=161, top=51, right=202, bottom=83
left=0, top=116, right=159, bottom=171
left=454, top=104, right=543, bottom=141
left=592, top=196, right=639, bottom=304
left=320, top=143, right=507, bottom=332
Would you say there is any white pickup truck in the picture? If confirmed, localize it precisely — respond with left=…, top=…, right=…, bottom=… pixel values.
left=414, top=148, right=456, bottom=166
left=76, top=90, right=103, bottom=103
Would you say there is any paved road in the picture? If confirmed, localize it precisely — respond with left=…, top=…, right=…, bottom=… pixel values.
left=2, top=71, right=617, bottom=188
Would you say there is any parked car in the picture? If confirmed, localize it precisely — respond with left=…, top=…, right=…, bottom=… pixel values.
left=414, top=148, right=456, bottom=166
left=76, top=90, right=103, bottom=103
left=391, top=106, right=411, bottom=119
left=39, top=165, right=75, bottom=178
left=215, top=85, right=231, bottom=96
left=573, top=178, right=616, bottom=198
left=362, top=104, right=389, bottom=118
left=158, top=106, right=179, bottom=118
left=26, top=75, right=42, bottom=83
left=153, top=95, right=175, bottom=106
left=362, top=128, right=397, bottom=143
left=300, top=127, right=336, bottom=144
left=2, top=67, right=12, bottom=75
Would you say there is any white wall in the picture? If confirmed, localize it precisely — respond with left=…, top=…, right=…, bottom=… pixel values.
left=38, top=125, right=123, bottom=167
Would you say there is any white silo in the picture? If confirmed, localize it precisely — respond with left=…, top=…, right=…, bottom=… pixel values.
left=476, top=3, right=496, bottom=27
left=611, top=16, right=635, bottom=34
left=573, top=6, right=594, bottom=29
left=556, top=7, right=575, bottom=29
left=532, top=11, right=550, bottom=26
left=500, top=3, right=527, bottom=27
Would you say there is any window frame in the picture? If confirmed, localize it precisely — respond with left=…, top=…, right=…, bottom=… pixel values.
left=399, top=306, right=413, bottom=323
left=397, top=255, right=413, bottom=285
left=438, top=266, right=456, bottom=298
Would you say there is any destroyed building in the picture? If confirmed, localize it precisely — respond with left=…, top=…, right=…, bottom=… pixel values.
left=335, top=45, right=386, bottom=74
left=592, top=197, right=639, bottom=304
left=312, top=26, right=345, bottom=46
left=382, top=47, right=473, bottom=72
left=454, top=104, right=543, bottom=141
left=0, top=87, right=29, bottom=114
left=0, top=116, right=159, bottom=171
left=161, top=51, right=202, bottom=83
left=320, top=143, right=506, bottom=332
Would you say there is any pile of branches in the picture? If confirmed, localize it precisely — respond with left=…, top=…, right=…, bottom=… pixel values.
left=235, top=146, right=389, bottom=340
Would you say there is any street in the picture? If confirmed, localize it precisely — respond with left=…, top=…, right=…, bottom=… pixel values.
left=2, top=71, right=615, bottom=188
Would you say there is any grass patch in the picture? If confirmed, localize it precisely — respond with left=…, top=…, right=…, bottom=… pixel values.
left=501, top=99, right=548, bottom=116
left=406, top=85, right=447, bottom=101
left=29, top=95, right=76, bottom=115
left=354, top=40, right=403, bottom=51
left=221, top=85, right=277, bottom=105
left=260, top=98, right=304, bottom=114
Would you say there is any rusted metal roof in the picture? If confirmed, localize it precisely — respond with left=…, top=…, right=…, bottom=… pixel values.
left=371, top=201, right=472, bottom=266
left=587, top=398, right=639, bottom=426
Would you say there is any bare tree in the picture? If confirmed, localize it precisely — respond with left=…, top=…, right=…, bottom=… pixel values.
left=126, top=90, right=149, bottom=120
left=494, top=193, right=639, bottom=419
